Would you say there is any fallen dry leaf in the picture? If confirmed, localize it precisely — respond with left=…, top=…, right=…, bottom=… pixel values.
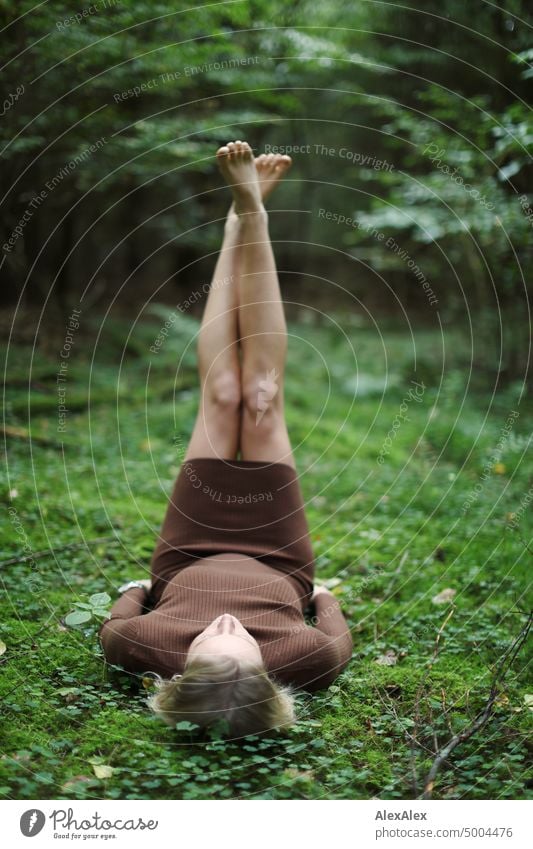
left=92, top=764, right=114, bottom=779
left=61, top=776, right=94, bottom=791
left=283, top=768, right=315, bottom=781
left=0, top=640, right=6, bottom=656
left=375, top=650, right=398, bottom=666
left=432, top=588, right=456, bottom=605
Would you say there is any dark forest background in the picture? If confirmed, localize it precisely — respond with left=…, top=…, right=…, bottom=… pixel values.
left=1, top=0, right=531, bottom=384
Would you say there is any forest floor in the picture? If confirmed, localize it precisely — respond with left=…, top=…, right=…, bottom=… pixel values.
left=1, top=313, right=531, bottom=800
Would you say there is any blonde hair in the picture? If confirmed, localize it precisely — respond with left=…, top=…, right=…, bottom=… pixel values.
left=148, top=654, right=296, bottom=737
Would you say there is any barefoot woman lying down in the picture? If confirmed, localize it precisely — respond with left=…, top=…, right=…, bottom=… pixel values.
left=100, top=142, right=353, bottom=736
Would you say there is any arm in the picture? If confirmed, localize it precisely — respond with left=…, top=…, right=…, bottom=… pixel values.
left=311, top=587, right=353, bottom=668
left=99, top=587, right=149, bottom=668
left=275, top=589, right=354, bottom=692
left=105, top=586, right=148, bottom=621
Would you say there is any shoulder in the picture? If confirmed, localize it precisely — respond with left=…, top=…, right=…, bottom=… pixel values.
left=264, top=628, right=342, bottom=691
left=99, top=616, right=138, bottom=650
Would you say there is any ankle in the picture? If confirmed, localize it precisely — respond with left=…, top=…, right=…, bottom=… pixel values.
left=232, top=184, right=264, bottom=215
left=224, top=206, right=240, bottom=232
left=236, top=206, right=268, bottom=228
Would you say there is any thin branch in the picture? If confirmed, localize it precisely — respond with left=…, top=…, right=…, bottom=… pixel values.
left=515, top=529, right=533, bottom=557
left=373, top=683, right=433, bottom=799
left=431, top=607, right=455, bottom=663
left=0, top=535, right=120, bottom=568
left=420, top=611, right=532, bottom=800
left=441, top=688, right=454, bottom=737
left=383, top=549, right=409, bottom=598
left=2, top=423, right=63, bottom=448
left=0, top=622, right=52, bottom=663
left=410, top=606, right=455, bottom=794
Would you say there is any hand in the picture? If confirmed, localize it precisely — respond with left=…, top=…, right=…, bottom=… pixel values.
left=312, top=584, right=333, bottom=600
left=118, top=579, right=152, bottom=594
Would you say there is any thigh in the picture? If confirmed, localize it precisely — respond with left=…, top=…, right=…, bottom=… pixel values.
left=239, top=406, right=296, bottom=468
left=184, top=398, right=240, bottom=462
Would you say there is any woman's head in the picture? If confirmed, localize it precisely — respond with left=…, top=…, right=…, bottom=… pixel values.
left=148, top=653, right=296, bottom=737
left=186, top=613, right=263, bottom=665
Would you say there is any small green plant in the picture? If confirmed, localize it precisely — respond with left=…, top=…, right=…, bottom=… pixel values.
left=65, top=593, right=111, bottom=628
left=2, top=323, right=531, bottom=801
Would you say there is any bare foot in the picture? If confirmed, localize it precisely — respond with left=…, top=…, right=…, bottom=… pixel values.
left=254, top=153, right=292, bottom=201
left=216, top=140, right=263, bottom=216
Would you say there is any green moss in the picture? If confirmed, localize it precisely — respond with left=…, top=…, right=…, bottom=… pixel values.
left=1, top=322, right=531, bottom=799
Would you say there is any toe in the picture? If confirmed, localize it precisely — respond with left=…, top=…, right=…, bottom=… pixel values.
left=217, top=146, right=230, bottom=158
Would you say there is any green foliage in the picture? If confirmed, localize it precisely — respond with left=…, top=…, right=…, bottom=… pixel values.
left=65, top=592, right=112, bottom=628
left=1, top=1, right=530, bottom=385
left=1, top=319, right=531, bottom=800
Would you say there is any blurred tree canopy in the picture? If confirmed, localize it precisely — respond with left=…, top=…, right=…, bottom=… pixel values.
left=1, top=0, right=531, bottom=381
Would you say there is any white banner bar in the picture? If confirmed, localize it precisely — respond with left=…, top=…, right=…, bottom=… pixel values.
left=2, top=799, right=531, bottom=848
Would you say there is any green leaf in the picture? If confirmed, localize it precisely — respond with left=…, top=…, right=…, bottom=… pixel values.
left=89, top=592, right=111, bottom=607
left=65, top=611, right=92, bottom=627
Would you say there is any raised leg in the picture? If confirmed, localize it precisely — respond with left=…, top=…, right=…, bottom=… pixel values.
left=184, top=213, right=242, bottom=462
left=216, top=141, right=295, bottom=469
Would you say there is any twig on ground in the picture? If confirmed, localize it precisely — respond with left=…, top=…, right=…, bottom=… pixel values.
left=0, top=622, right=52, bottom=662
left=374, top=683, right=431, bottom=799
left=442, top=688, right=454, bottom=737
left=515, top=529, right=533, bottom=557
left=410, top=606, right=455, bottom=795
left=383, top=549, right=409, bottom=598
left=420, top=611, right=532, bottom=800
left=0, top=535, right=120, bottom=568
left=431, top=607, right=455, bottom=663
left=1, top=424, right=63, bottom=448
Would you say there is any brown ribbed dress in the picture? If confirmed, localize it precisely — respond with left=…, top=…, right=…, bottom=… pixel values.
left=100, top=458, right=353, bottom=692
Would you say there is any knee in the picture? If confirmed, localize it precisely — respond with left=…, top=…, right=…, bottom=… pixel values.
left=206, top=370, right=242, bottom=413
left=243, top=371, right=283, bottom=424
